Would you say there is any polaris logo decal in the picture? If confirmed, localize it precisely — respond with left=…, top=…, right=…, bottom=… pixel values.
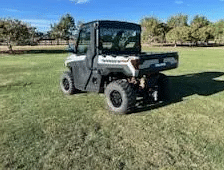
left=155, top=63, right=166, bottom=67
left=139, top=59, right=159, bottom=69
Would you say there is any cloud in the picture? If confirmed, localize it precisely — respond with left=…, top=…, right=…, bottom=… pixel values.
left=3, top=8, right=21, bottom=12
left=175, top=0, right=183, bottom=4
left=70, top=0, right=90, bottom=4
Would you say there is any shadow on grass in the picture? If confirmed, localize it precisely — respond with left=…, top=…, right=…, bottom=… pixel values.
left=149, top=43, right=224, bottom=48
left=0, top=49, right=68, bottom=54
left=133, top=71, right=224, bottom=113
left=24, top=50, right=68, bottom=54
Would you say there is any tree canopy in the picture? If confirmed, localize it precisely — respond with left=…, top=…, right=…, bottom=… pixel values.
left=50, top=14, right=76, bottom=43
left=0, top=18, right=35, bottom=51
left=167, top=14, right=188, bottom=28
left=140, top=17, right=168, bottom=43
left=166, top=26, right=191, bottom=46
left=214, top=20, right=224, bottom=44
left=141, top=14, right=224, bottom=46
left=191, top=15, right=210, bottom=28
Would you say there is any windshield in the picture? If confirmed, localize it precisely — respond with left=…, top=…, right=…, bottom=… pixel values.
left=99, top=27, right=140, bottom=54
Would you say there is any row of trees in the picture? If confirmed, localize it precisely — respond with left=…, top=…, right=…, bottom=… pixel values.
left=141, top=14, right=224, bottom=46
left=2, top=13, right=224, bottom=50
left=0, top=14, right=78, bottom=51
left=0, top=19, right=37, bottom=51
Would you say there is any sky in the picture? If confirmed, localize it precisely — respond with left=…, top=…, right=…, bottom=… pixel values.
left=1, top=0, right=224, bottom=32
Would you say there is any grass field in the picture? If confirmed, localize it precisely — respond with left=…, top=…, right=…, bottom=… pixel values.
left=1, top=47, right=224, bottom=169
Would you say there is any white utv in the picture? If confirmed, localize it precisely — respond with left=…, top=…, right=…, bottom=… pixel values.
left=60, top=20, right=179, bottom=114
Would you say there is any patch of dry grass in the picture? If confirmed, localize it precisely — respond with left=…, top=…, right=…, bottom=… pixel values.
left=0, top=45, right=67, bottom=52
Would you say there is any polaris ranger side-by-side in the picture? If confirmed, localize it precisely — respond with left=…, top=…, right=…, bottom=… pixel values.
left=60, top=20, right=179, bottom=113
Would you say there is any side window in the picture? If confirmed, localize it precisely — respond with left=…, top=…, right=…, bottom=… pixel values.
left=77, top=27, right=91, bottom=54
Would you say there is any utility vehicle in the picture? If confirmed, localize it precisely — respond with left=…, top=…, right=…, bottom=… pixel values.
left=60, top=20, right=179, bottom=113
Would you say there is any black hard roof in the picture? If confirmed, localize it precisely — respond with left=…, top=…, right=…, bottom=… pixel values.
left=83, top=20, right=141, bottom=30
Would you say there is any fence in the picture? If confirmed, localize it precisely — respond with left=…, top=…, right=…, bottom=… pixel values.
left=0, top=39, right=76, bottom=46
left=37, top=39, right=75, bottom=46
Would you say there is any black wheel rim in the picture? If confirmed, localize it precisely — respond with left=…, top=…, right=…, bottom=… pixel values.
left=63, top=78, right=70, bottom=91
left=110, top=90, right=122, bottom=107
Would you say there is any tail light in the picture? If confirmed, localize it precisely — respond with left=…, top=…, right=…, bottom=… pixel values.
left=130, top=59, right=140, bottom=70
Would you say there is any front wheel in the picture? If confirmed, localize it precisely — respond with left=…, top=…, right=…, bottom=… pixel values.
left=60, top=71, right=76, bottom=95
left=105, top=80, right=136, bottom=114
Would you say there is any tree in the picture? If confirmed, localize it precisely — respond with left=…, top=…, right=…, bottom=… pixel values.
left=157, top=23, right=170, bottom=43
left=0, top=18, right=33, bottom=51
left=190, top=15, right=211, bottom=45
left=50, top=23, right=61, bottom=45
left=198, top=25, right=215, bottom=44
left=166, top=26, right=191, bottom=47
left=140, top=17, right=167, bottom=43
left=190, top=25, right=201, bottom=45
left=35, top=31, right=44, bottom=40
left=189, top=25, right=215, bottom=46
left=30, top=27, right=38, bottom=45
left=191, top=15, right=210, bottom=28
left=167, top=14, right=188, bottom=28
left=50, top=14, right=76, bottom=44
left=214, top=20, right=224, bottom=44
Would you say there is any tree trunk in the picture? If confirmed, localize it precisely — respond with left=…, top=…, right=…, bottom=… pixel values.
left=174, top=41, right=177, bottom=47
left=196, top=41, right=198, bottom=46
left=7, top=42, right=13, bottom=52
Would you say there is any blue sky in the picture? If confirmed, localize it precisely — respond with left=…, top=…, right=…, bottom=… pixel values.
left=1, top=0, right=224, bottom=32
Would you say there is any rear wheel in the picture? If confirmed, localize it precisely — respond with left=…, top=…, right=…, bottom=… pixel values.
left=60, top=71, right=76, bottom=95
left=105, top=79, right=136, bottom=114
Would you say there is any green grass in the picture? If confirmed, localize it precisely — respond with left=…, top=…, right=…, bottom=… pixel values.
left=1, top=47, right=224, bottom=169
